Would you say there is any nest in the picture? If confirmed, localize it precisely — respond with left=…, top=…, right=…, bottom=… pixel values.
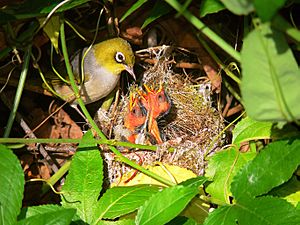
left=95, top=46, right=224, bottom=185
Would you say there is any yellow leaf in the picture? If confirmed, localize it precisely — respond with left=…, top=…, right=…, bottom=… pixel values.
left=38, top=15, right=60, bottom=53
left=112, top=164, right=197, bottom=187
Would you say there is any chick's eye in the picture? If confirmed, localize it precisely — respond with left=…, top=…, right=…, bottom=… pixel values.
left=115, top=52, right=125, bottom=63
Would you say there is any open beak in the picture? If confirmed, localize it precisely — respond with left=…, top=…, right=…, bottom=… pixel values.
left=125, top=66, right=136, bottom=80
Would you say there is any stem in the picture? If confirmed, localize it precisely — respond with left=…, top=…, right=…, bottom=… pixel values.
left=0, top=138, right=158, bottom=151
left=165, top=0, right=241, bottom=62
left=60, top=21, right=175, bottom=187
left=3, top=46, right=31, bottom=137
left=197, top=35, right=241, bottom=84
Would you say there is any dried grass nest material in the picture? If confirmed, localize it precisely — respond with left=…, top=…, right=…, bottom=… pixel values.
left=95, top=46, right=224, bottom=184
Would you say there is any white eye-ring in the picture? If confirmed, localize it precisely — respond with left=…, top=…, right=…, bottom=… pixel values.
left=115, top=52, right=125, bottom=63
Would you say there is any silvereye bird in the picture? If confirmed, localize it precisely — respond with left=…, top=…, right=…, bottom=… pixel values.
left=51, top=38, right=135, bottom=105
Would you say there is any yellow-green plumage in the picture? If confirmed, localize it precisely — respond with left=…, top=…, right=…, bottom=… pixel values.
left=52, top=38, right=135, bottom=105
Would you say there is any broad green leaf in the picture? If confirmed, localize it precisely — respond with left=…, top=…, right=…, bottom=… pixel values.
left=179, top=177, right=209, bottom=224
left=204, top=196, right=300, bottom=225
left=38, top=15, right=60, bottom=53
left=241, top=23, right=300, bottom=122
left=0, top=0, right=90, bottom=24
left=120, top=0, right=147, bottom=22
left=136, top=185, right=199, bottom=225
left=232, top=117, right=273, bottom=144
left=180, top=176, right=207, bottom=188
left=17, top=208, right=76, bottom=225
left=231, top=139, right=300, bottom=202
left=96, top=185, right=161, bottom=220
left=18, top=205, right=67, bottom=220
left=219, top=0, right=254, bottom=15
left=269, top=176, right=300, bottom=206
left=182, top=197, right=209, bottom=224
left=166, top=216, right=198, bottom=225
left=199, top=0, right=225, bottom=17
left=205, top=147, right=256, bottom=204
left=61, top=131, right=103, bottom=224
left=142, top=1, right=171, bottom=29
left=98, top=219, right=135, bottom=225
left=232, top=117, right=300, bottom=144
left=0, top=145, right=24, bottom=225
left=254, top=0, right=287, bottom=22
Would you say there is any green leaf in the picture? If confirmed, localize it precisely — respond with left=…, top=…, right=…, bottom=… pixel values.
left=232, top=117, right=273, bottom=144
left=17, top=208, right=76, bottom=225
left=205, top=147, right=256, bottom=204
left=0, top=0, right=90, bottom=24
left=0, top=145, right=24, bottom=225
left=120, top=0, right=148, bottom=22
left=179, top=177, right=209, bottom=224
left=61, top=131, right=103, bottom=224
left=180, top=176, right=207, bottom=188
left=38, top=15, right=60, bottom=53
left=241, top=23, right=300, bottom=122
left=219, top=0, right=254, bottom=15
left=254, top=0, right=287, bottom=22
left=136, top=185, right=199, bottom=225
left=166, top=216, right=198, bottom=225
left=142, top=1, right=172, bottom=29
left=231, top=139, right=300, bottom=202
left=96, top=185, right=161, bottom=220
left=204, top=196, right=300, bottom=225
left=269, top=176, right=300, bottom=206
left=199, top=0, right=225, bottom=17
left=181, top=198, right=209, bottom=224
left=232, top=117, right=300, bottom=144
left=18, top=205, right=68, bottom=220
left=98, top=219, right=135, bottom=225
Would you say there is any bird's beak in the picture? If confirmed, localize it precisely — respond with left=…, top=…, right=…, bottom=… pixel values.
left=125, top=66, right=136, bottom=80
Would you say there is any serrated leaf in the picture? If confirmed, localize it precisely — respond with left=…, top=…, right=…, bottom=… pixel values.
left=232, top=117, right=300, bottom=144
left=61, top=131, right=103, bottom=224
left=254, top=0, right=287, bottom=22
left=38, top=15, right=60, bottom=53
left=182, top=197, right=209, bottom=224
left=199, top=0, right=225, bottom=17
left=204, top=196, right=300, bottom=225
left=220, top=0, right=254, bottom=15
left=120, top=0, right=147, bottom=22
left=166, top=216, right=198, bottom=225
left=231, top=139, right=300, bottom=202
left=232, top=117, right=273, bottom=144
left=17, top=208, right=76, bottom=225
left=99, top=219, right=135, bottom=225
left=179, top=177, right=209, bottom=223
left=136, top=185, right=199, bottom=225
left=205, top=147, right=256, bottom=204
left=141, top=1, right=171, bottom=29
left=241, top=23, right=300, bottom=122
left=269, top=176, right=300, bottom=206
left=180, top=176, right=207, bottom=188
left=96, top=185, right=161, bottom=220
left=18, top=204, right=67, bottom=220
left=0, top=145, right=24, bottom=225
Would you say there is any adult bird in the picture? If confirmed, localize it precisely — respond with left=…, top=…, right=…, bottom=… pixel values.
left=50, top=38, right=135, bottom=106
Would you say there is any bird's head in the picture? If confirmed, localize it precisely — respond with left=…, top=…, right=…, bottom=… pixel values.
left=93, top=38, right=135, bottom=79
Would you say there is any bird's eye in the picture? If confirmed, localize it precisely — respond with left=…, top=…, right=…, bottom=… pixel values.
left=115, top=52, right=125, bottom=63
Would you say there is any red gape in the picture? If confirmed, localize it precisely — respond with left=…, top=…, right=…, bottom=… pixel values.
left=124, top=92, right=147, bottom=143
left=140, top=84, right=171, bottom=144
